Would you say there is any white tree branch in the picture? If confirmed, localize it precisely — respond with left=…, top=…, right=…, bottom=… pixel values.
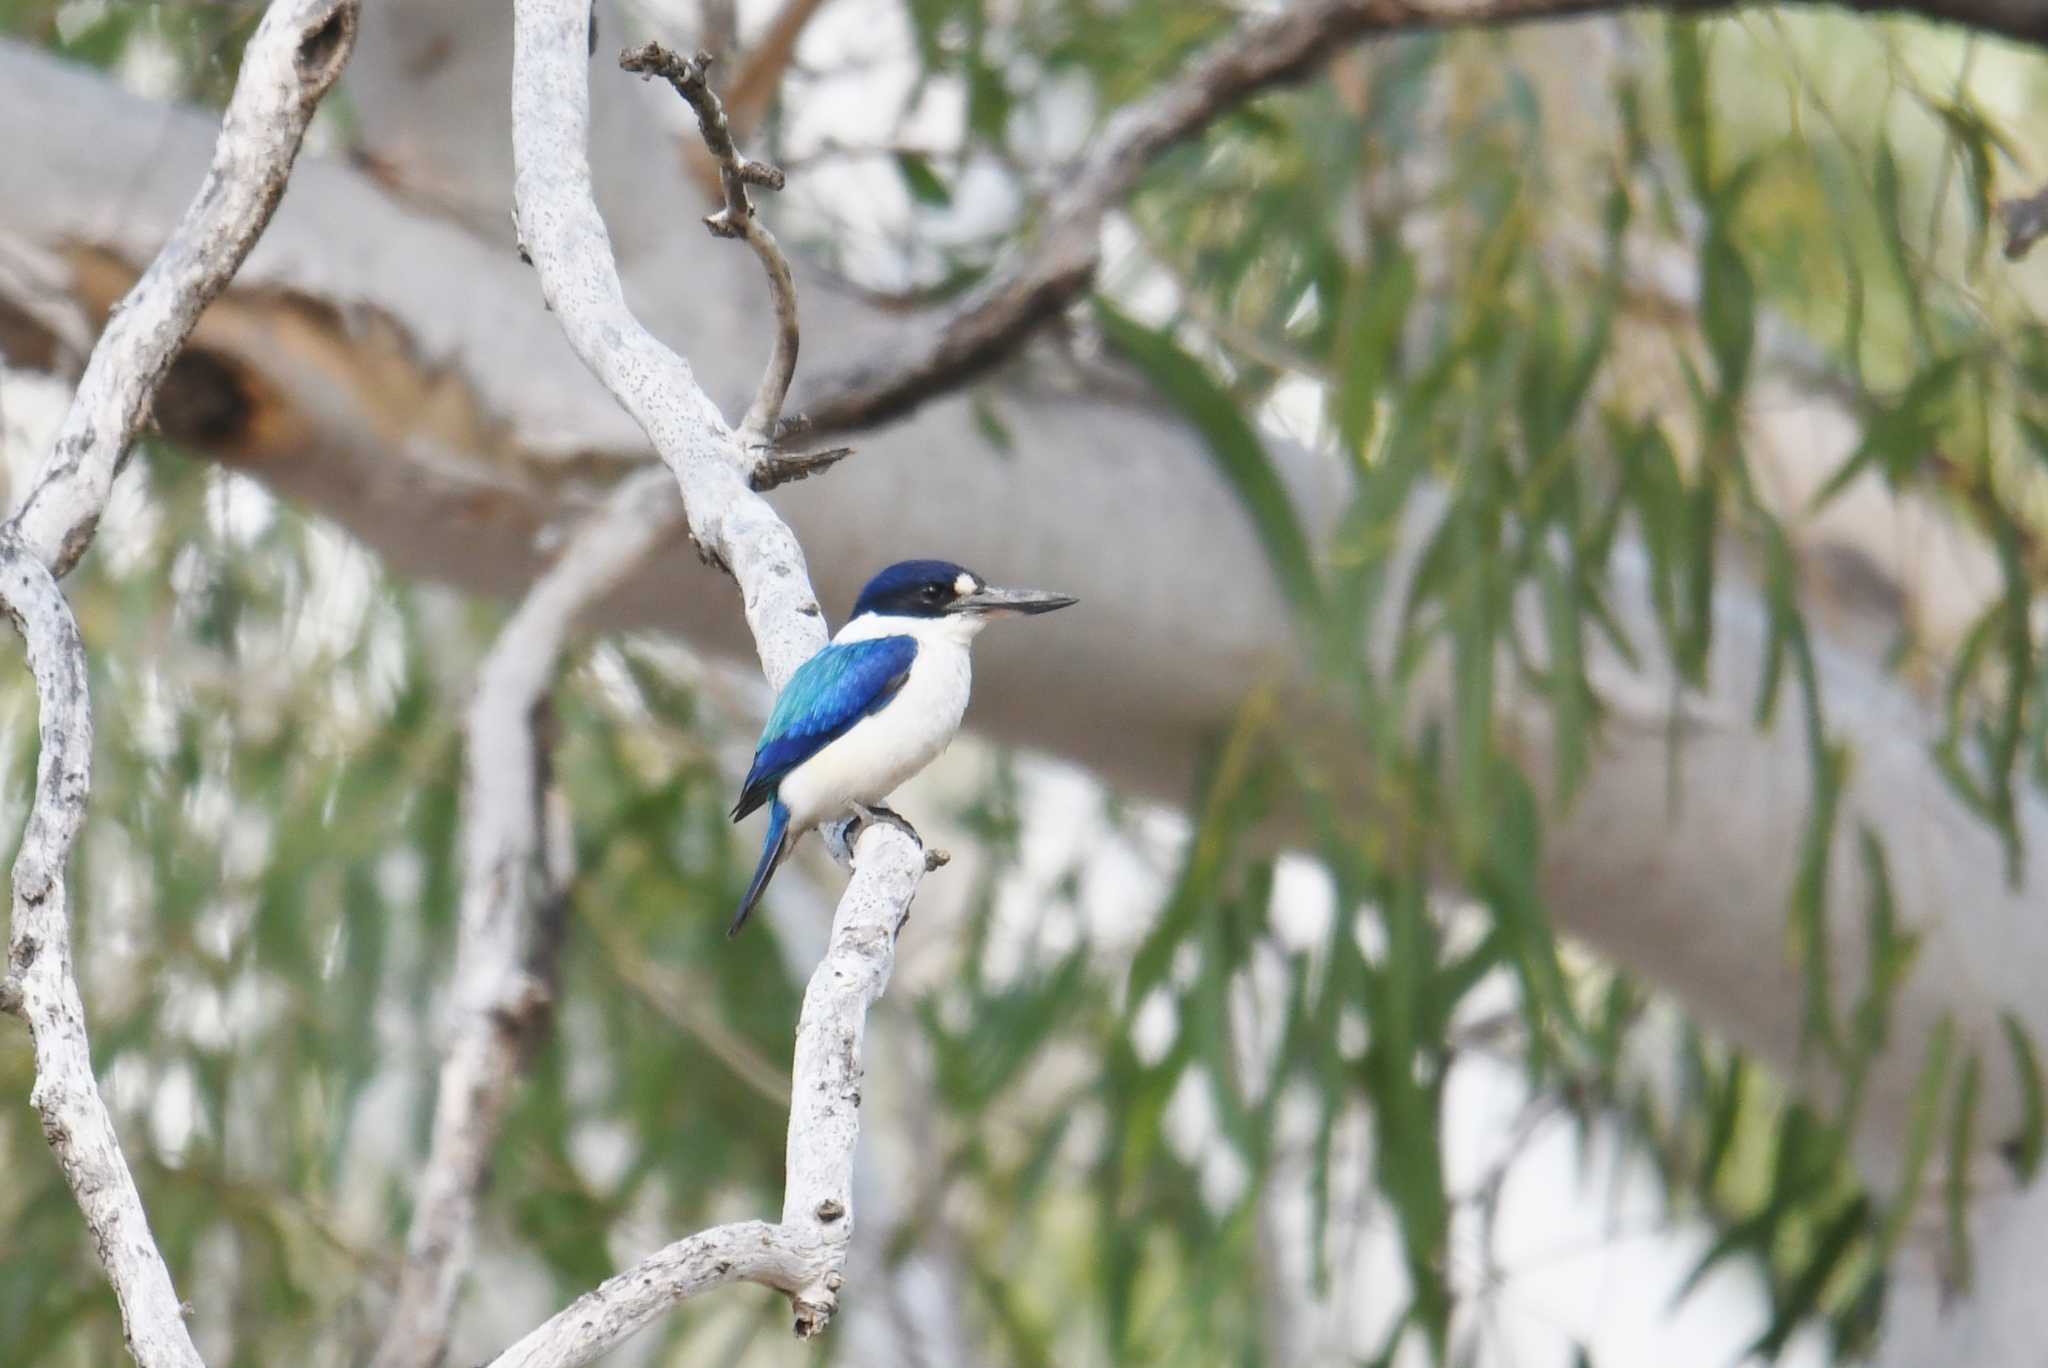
left=0, top=2, right=357, bottom=1364
left=492, top=0, right=929, bottom=1353
left=6, top=0, right=356, bottom=578
left=0, top=542, right=200, bottom=1368
left=485, top=1222, right=817, bottom=1368
left=372, top=466, right=683, bottom=1368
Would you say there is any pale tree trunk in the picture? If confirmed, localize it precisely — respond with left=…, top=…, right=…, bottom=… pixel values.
left=2, top=1, right=2046, bottom=1358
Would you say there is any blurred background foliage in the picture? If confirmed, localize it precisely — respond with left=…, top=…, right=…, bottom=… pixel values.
left=2, top=0, right=2047, bottom=1364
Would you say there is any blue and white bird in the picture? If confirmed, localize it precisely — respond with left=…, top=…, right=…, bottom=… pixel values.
left=728, top=559, right=1076, bottom=935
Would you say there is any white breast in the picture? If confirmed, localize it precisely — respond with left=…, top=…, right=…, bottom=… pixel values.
left=776, top=616, right=974, bottom=830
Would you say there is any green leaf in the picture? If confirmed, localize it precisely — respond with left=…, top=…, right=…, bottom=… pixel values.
left=1094, top=300, right=1321, bottom=614
left=1945, top=1051, right=1979, bottom=1295
left=970, top=392, right=1014, bottom=455
left=1330, top=239, right=1417, bottom=464
left=1698, top=226, right=1754, bottom=397
left=1932, top=100, right=1997, bottom=264
left=1874, top=1017, right=1955, bottom=1270
left=1872, top=139, right=1930, bottom=352
left=1789, top=742, right=1849, bottom=1059
left=1750, top=1195, right=1870, bottom=1359
left=1667, top=20, right=1714, bottom=199
left=893, top=150, right=953, bottom=206
left=1539, top=547, right=1590, bottom=801
left=1848, top=829, right=1920, bottom=1079
left=1999, top=1012, right=2044, bottom=1182
left=1810, top=356, right=1964, bottom=510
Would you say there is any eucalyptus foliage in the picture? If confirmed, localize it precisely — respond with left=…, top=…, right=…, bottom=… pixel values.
left=2, top=2, right=2046, bottom=1365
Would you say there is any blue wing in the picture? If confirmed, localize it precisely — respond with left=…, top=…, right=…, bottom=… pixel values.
left=731, top=635, right=918, bottom=821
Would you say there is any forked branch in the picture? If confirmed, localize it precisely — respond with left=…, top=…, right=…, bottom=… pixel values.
left=622, top=41, right=799, bottom=445
left=497, top=0, right=928, bottom=1352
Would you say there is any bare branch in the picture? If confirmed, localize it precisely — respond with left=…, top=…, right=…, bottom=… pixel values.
left=7, top=0, right=357, bottom=577
left=500, top=0, right=929, bottom=1350
left=0, top=542, right=202, bottom=1368
left=621, top=42, right=798, bottom=445
left=752, top=444, right=852, bottom=491
left=0, top=4, right=355, bottom=1364
left=371, top=466, right=682, bottom=1368
left=486, top=1222, right=817, bottom=1368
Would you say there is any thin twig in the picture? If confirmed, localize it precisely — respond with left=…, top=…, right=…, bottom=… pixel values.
left=752, top=444, right=851, bottom=491
left=501, top=0, right=928, bottom=1351
left=621, top=43, right=798, bottom=445
left=0, top=4, right=356, bottom=1365
left=371, top=465, right=683, bottom=1368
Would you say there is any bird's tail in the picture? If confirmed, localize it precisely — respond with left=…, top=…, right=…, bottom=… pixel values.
left=730, top=800, right=793, bottom=938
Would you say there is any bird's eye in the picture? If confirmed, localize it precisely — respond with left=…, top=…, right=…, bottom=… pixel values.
left=922, top=584, right=944, bottom=602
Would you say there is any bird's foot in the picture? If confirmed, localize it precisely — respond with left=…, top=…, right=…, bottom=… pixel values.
left=850, top=802, right=922, bottom=847
left=830, top=806, right=948, bottom=872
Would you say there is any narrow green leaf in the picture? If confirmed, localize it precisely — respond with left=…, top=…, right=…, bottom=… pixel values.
left=1872, top=139, right=1931, bottom=351
left=1848, top=828, right=1920, bottom=1075
left=1539, top=548, right=1590, bottom=801
left=1699, top=1056, right=1747, bottom=1197
left=1699, top=226, right=1754, bottom=397
left=1095, top=300, right=1322, bottom=614
left=1932, top=100, right=1996, bottom=263
left=892, top=149, right=953, bottom=207
left=1790, top=742, right=1849, bottom=1059
left=1945, top=1052, right=1979, bottom=1295
left=1874, top=1016, right=1955, bottom=1270
left=1999, top=1012, right=2044, bottom=1182
left=1750, top=1195, right=1871, bottom=1358
left=1331, top=239, right=1416, bottom=463
left=1667, top=20, right=1714, bottom=199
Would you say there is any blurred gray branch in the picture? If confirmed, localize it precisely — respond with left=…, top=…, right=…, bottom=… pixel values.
left=372, top=466, right=682, bottom=1368
left=0, top=1, right=357, bottom=1364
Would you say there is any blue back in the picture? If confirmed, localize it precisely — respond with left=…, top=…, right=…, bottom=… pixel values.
left=731, top=635, right=919, bottom=820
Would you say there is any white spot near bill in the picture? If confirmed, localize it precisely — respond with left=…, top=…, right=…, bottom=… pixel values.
left=955, top=572, right=976, bottom=596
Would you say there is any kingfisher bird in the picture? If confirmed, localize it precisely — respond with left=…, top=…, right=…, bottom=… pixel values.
left=728, top=559, right=1076, bottom=936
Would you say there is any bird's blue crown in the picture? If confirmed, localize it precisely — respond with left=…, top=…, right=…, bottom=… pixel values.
left=850, top=559, right=980, bottom=619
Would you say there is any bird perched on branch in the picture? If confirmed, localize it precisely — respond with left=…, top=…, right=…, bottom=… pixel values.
left=728, top=559, right=1076, bottom=936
